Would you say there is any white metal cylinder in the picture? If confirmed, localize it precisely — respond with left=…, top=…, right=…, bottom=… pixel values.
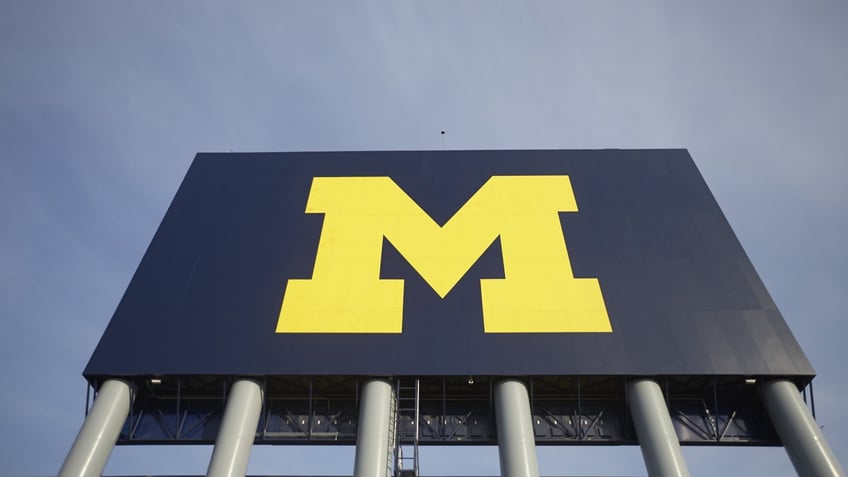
left=58, top=379, right=132, bottom=477
left=494, top=379, right=539, bottom=477
left=764, top=379, right=845, bottom=477
left=627, top=378, right=690, bottom=477
left=353, top=378, right=395, bottom=477
left=206, top=378, right=263, bottom=477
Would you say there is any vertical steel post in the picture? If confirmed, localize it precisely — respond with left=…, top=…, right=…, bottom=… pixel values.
left=206, top=378, right=263, bottom=477
left=494, top=379, right=539, bottom=477
left=59, top=379, right=132, bottom=477
left=764, top=379, right=845, bottom=477
left=627, top=378, right=690, bottom=477
left=353, top=378, right=395, bottom=477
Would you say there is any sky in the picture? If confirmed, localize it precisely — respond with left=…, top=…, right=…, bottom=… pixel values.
left=1, top=1, right=846, bottom=476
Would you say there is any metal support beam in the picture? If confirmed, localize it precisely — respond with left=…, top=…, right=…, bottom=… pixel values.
left=627, top=378, right=690, bottom=477
left=494, top=379, right=539, bottom=477
left=353, top=378, right=395, bottom=477
left=59, top=379, right=132, bottom=477
left=764, top=379, right=845, bottom=477
left=207, top=378, right=263, bottom=477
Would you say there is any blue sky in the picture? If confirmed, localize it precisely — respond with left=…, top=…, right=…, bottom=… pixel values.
left=1, top=2, right=846, bottom=476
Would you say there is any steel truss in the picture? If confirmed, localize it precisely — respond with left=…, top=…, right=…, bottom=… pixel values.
left=101, top=375, right=805, bottom=446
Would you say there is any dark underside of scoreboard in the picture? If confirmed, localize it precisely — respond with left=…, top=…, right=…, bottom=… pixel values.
left=98, top=374, right=814, bottom=446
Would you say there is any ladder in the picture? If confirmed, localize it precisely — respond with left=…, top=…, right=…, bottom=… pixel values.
left=394, top=378, right=420, bottom=477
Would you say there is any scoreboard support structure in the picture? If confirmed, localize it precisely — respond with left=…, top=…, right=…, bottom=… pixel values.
left=627, top=379, right=691, bottom=477
left=59, top=379, right=131, bottom=477
left=58, top=376, right=848, bottom=477
left=494, top=379, right=540, bottom=477
left=207, top=378, right=264, bottom=477
left=764, top=380, right=844, bottom=477
left=353, top=378, right=395, bottom=477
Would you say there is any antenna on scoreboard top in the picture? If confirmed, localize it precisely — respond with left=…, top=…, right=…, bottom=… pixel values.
left=441, top=130, right=445, bottom=149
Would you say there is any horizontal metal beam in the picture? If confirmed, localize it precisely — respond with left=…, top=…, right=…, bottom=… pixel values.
left=110, top=375, right=784, bottom=445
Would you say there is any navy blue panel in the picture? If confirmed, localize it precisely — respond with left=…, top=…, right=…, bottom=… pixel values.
left=84, top=150, right=814, bottom=377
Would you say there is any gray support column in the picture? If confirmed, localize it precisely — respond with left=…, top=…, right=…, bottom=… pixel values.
left=207, top=378, right=263, bottom=477
left=494, top=379, right=539, bottom=477
left=59, top=379, right=132, bottom=477
left=353, top=378, right=395, bottom=477
left=627, top=378, right=690, bottom=477
left=764, top=379, right=845, bottom=477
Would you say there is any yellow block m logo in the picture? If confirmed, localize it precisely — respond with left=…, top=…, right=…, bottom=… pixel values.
left=276, top=176, right=611, bottom=333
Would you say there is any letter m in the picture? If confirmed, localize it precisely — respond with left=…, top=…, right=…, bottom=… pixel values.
left=276, top=176, right=611, bottom=333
